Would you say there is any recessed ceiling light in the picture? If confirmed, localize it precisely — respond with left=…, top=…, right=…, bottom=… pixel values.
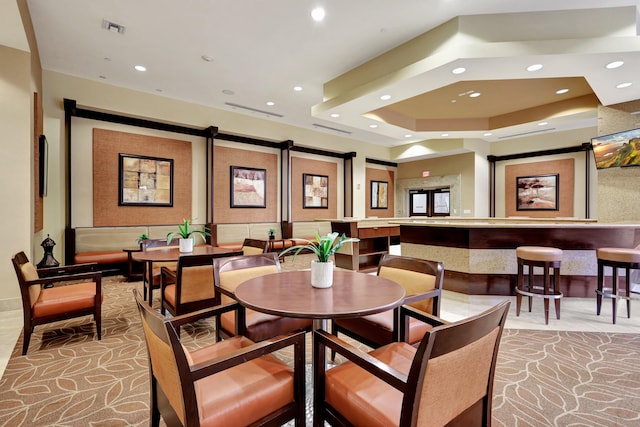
left=538, top=121, right=548, bottom=126
left=330, top=113, right=340, bottom=118
left=134, top=65, right=146, bottom=72
left=293, top=86, right=303, bottom=92
left=380, top=94, right=391, bottom=101
left=404, top=134, right=413, bottom=138
left=616, top=82, right=632, bottom=89
left=451, top=99, right=457, bottom=103
left=441, top=133, right=449, bottom=137
left=556, top=88, right=569, bottom=94
left=452, top=67, right=466, bottom=75
left=311, top=7, right=326, bottom=22
left=266, top=101, right=275, bottom=106
left=222, top=89, right=235, bottom=95
left=201, top=55, right=214, bottom=62
left=369, top=124, right=378, bottom=129
left=606, top=60, right=624, bottom=69
left=527, top=64, right=543, bottom=72
left=483, top=132, right=493, bottom=136
left=469, top=92, right=481, bottom=98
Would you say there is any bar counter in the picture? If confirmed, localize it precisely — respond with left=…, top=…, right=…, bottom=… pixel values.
left=392, top=218, right=640, bottom=297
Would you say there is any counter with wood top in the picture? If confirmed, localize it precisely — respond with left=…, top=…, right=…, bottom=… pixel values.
left=393, top=219, right=640, bottom=296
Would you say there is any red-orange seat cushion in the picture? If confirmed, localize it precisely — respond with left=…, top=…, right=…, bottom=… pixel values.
left=32, top=282, right=98, bottom=319
left=189, top=336, right=295, bottom=427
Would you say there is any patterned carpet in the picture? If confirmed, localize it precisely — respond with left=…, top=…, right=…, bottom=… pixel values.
left=0, top=274, right=639, bottom=426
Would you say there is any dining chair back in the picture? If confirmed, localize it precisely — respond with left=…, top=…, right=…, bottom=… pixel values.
left=315, top=300, right=510, bottom=427
left=332, top=254, right=444, bottom=348
left=160, top=253, right=218, bottom=318
left=134, top=289, right=306, bottom=427
left=241, top=238, right=268, bottom=256
left=11, top=251, right=102, bottom=355
left=140, top=238, right=178, bottom=302
left=213, top=253, right=312, bottom=341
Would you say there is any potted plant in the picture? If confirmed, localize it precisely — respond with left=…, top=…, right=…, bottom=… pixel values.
left=136, top=233, right=149, bottom=245
left=268, top=228, right=276, bottom=240
left=280, top=232, right=359, bottom=288
left=166, top=219, right=211, bottom=253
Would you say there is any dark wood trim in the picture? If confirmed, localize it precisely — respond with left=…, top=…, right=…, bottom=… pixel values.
left=487, top=143, right=591, bottom=163
left=366, top=157, right=398, bottom=168
left=400, top=225, right=640, bottom=250
left=215, top=132, right=285, bottom=148
left=291, top=145, right=356, bottom=160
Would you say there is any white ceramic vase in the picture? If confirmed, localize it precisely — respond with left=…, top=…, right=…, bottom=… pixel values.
left=311, top=260, right=334, bottom=288
left=179, top=238, right=193, bottom=253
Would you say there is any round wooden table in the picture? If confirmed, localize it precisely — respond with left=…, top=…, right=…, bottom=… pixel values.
left=235, top=270, right=406, bottom=330
left=132, top=245, right=242, bottom=304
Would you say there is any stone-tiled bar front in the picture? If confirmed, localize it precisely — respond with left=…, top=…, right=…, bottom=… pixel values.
left=396, top=219, right=640, bottom=297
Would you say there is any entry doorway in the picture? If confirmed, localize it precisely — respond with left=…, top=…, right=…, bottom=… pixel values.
left=409, top=188, right=450, bottom=217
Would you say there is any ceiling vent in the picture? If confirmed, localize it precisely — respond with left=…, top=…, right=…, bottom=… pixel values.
left=224, top=102, right=283, bottom=118
left=102, top=19, right=125, bottom=34
left=498, top=127, right=556, bottom=139
left=312, top=123, right=352, bottom=135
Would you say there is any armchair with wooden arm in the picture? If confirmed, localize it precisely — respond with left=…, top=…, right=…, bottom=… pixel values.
left=11, top=251, right=102, bottom=355
left=314, top=301, right=510, bottom=427
left=134, top=289, right=306, bottom=427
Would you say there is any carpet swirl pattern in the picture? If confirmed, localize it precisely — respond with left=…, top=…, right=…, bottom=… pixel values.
left=0, top=276, right=638, bottom=426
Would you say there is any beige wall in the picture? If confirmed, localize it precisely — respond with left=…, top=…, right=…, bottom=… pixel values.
left=397, top=152, right=476, bottom=216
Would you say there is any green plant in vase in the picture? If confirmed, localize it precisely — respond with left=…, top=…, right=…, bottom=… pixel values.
left=166, top=219, right=211, bottom=252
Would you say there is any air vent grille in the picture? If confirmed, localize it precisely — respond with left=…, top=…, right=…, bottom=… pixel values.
left=312, top=123, right=352, bottom=135
left=224, top=102, right=283, bottom=118
left=498, top=127, right=556, bottom=139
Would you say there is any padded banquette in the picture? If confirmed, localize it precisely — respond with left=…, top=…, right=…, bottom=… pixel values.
left=68, top=224, right=206, bottom=273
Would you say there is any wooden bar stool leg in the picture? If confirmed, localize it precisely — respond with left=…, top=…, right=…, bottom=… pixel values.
left=543, top=266, right=550, bottom=325
left=528, top=264, right=534, bottom=312
left=596, top=260, right=604, bottom=316
left=625, top=266, right=631, bottom=319
left=516, top=260, right=523, bottom=316
left=612, top=266, right=618, bottom=325
left=554, top=266, right=561, bottom=320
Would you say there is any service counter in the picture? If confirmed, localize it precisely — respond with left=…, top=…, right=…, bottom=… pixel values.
left=392, top=219, right=640, bottom=297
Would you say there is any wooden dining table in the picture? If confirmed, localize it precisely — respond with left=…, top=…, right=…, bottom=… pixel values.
left=131, top=245, right=242, bottom=304
left=235, top=269, right=405, bottom=425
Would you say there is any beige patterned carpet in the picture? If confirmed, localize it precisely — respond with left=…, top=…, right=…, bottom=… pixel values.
left=0, top=273, right=639, bottom=426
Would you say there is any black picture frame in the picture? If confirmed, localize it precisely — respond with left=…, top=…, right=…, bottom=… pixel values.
left=370, top=180, right=388, bottom=209
left=230, top=166, right=267, bottom=208
left=118, top=153, right=174, bottom=206
left=516, top=174, right=559, bottom=211
left=303, top=173, right=329, bottom=208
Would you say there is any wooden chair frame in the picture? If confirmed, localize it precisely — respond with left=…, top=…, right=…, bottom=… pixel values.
left=11, top=251, right=102, bottom=355
left=140, top=238, right=178, bottom=303
left=332, top=254, right=444, bottom=349
left=160, top=253, right=220, bottom=320
left=134, top=289, right=306, bottom=427
left=241, top=238, right=269, bottom=255
left=314, top=301, right=510, bottom=427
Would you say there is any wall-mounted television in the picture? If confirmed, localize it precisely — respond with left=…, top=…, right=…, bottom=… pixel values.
left=591, top=127, right=640, bottom=169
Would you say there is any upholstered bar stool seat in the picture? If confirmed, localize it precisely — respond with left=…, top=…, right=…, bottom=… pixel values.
left=596, top=248, right=640, bottom=324
left=515, top=246, right=563, bottom=325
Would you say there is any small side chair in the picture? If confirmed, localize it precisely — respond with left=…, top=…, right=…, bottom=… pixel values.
left=11, top=251, right=102, bottom=355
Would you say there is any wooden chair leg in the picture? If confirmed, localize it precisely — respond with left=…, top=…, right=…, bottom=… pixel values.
left=596, top=260, right=604, bottom=316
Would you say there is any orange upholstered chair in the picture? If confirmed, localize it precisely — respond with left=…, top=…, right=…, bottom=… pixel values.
left=241, top=238, right=268, bottom=255
left=134, top=289, right=306, bottom=427
left=160, top=254, right=219, bottom=323
left=332, top=254, right=444, bottom=349
left=140, top=239, right=178, bottom=304
left=314, top=301, right=510, bottom=427
left=213, top=253, right=312, bottom=342
left=11, top=251, right=102, bottom=355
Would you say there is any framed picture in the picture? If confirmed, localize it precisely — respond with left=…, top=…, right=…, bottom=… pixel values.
left=231, top=166, right=266, bottom=208
left=303, top=173, right=329, bottom=208
left=516, top=174, right=559, bottom=211
left=370, top=180, right=388, bottom=209
left=119, top=154, right=173, bottom=206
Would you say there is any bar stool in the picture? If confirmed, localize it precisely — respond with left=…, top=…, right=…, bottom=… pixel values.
left=515, top=246, right=563, bottom=325
left=596, top=247, right=640, bottom=324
